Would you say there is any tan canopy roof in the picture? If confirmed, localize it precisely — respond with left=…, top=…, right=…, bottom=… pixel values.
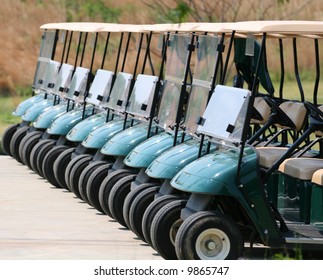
left=40, top=22, right=110, bottom=32
left=40, top=22, right=145, bottom=33
left=142, top=22, right=201, bottom=33
left=193, top=22, right=235, bottom=34
left=41, top=21, right=323, bottom=37
left=233, top=20, right=323, bottom=37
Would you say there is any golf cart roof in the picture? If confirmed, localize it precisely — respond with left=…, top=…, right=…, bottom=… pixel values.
left=142, top=22, right=201, bottom=33
left=40, top=22, right=146, bottom=33
left=40, top=22, right=110, bottom=32
left=193, top=22, right=236, bottom=34
left=111, top=24, right=147, bottom=33
left=233, top=20, right=323, bottom=37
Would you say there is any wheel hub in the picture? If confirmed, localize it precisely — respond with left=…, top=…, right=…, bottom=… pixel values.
left=201, top=235, right=223, bottom=256
left=206, top=240, right=217, bottom=250
left=195, top=228, right=230, bottom=259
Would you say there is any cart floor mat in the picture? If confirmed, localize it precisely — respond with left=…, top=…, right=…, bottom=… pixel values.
left=287, top=223, right=323, bottom=238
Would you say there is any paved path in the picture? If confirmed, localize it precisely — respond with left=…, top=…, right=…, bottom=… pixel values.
left=0, top=156, right=161, bottom=260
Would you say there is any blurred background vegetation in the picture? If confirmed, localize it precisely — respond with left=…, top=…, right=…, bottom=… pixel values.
left=0, top=0, right=322, bottom=152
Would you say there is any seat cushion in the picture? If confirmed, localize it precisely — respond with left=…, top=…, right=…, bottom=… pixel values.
left=276, top=101, right=307, bottom=131
left=312, top=169, right=323, bottom=186
left=256, top=147, right=288, bottom=168
left=257, top=146, right=315, bottom=169
left=251, top=97, right=271, bottom=124
left=279, top=158, right=323, bottom=180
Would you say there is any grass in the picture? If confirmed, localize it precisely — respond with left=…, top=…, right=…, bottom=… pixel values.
left=272, top=79, right=323, bottom=104
left=0, top=96, right=21, bottom=135
left=0, top=96, right=22, bottom=155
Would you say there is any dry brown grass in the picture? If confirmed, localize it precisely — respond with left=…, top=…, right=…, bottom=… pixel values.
left=0, top=0, right=66, bottom=87
left=0, top=0, right=149, bottom=95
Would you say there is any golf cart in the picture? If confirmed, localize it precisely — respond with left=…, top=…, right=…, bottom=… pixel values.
left=120, top=23, right=234, bottom=245
left=169, top=21, right=323, bottom=260
left=33, top=24, right=145, bottom=187
left=85, top=23, right=201, bottom=227
left=1, top=24, right=62, bottom=156
left=61, top=23, right=166, bottom=196
left=65, top=23, right=199, bottom=214
left=9, top=22, right=114, bottom=165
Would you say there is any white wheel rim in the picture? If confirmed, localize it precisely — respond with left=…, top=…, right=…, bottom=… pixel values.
left=195, top=228, right=231, bottom=260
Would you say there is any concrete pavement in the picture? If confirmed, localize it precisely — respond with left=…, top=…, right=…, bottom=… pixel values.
left=0, top=156, right=162, bottom=260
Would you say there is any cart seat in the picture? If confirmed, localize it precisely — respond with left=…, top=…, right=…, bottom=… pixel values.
left=277, top=106, right=323, bottom=178
left=257, top=147, right=288, bottom=168
left=257, top=147, right=316, bottom=169
left=273, top=101, right=307, bottom=131
left=276, top=156, right=320, bottom=224
left=310, top=169, right=323, bottom=228
left=256, top=101, right=307, bottom=168
left=278, top=129, right=323, bottom=179
left=279, top=158, right=323, bottom=180
left=251, top=96, right=271, bottom=125
left=311, top=169, right=323, bottom=185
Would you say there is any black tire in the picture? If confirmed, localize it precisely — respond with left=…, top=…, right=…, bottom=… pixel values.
left=1, top=123, right=19, bottom=156
left=30, top=139, right=55, bottom=175
left=108, top=174, right=138, bottom=227
left=53, top=147, right=76, bottom=189
left=151, top=199, right=187, bottom=260
left=35, top=140, right=56, bottom=177
left=142, top=195, right=180, bottom=248
left=42, top=145, right=68, bottom=187
left=129, top=186, right=160, bottom=241
left=19, top=131, right=43, bottom=167
left=86, top=163, right=113, bottom=212
left=66, top=154, right=92, bottom=193
left=99, top=169, right=136, bottom=218
left=78, top=161, right=107, bottom=203
left=123, top=182, right=158, bottom=230
left=9, top=126, right=29, bottom=163
left=175, top=211, right=244, bottom=260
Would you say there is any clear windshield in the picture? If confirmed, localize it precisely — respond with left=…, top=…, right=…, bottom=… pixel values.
left=165, top=34, right=190, bottom=80
left=38, top=60, right=60, bottom=92
left=182, top=35, right=219, bottom=134
left=51, top=63, right=74, bottom=96
left=157, top=81, right=182, bottom=129
left=103, top=72, right=133, bottom=112
left=86, top=69, right=114, bottom=106
left=39, top=30, right=56, bottom=59
left=156, top=34, right=190, bottom=129
left=33, top=31, right=57, bottom=90
left=33, top=58, right=53, bottom=93
left=33, top=58, right=50, bottom=92
left=183, top=86, right=210, bottom=134
left=126, top=74, right=158, bottom=120
left=194, top=35, right=218, bottom=81
left=65, top=67, right=89, bottom=103
left=197, top=85, right=250, bottom=143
